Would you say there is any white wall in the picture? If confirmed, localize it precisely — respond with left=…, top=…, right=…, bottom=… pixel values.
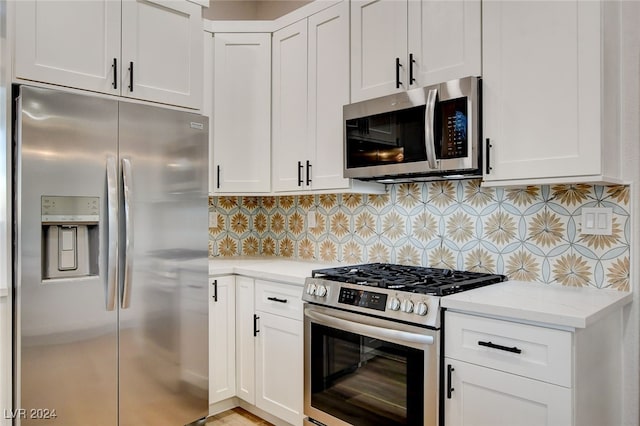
left=620, top=1, right=640, bottom=424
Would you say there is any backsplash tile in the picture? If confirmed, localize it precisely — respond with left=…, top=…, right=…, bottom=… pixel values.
left=209, top=181, right=630, bottom=290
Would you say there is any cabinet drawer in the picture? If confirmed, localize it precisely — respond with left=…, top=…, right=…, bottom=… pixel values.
left=445, top=311, right=572, bottom=387
left=255, top=280, right=303, bottom=321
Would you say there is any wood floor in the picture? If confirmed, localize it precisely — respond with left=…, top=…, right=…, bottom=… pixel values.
left=205, top=408, right=273, bottom=425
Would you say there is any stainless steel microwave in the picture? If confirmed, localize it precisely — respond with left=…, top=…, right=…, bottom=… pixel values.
left=343, top=76, right=481, bottom=183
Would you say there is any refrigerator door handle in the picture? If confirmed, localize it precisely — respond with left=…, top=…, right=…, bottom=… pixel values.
left=121, top=158, right=134, bottom=309
left=106, top=157, right=118, bottom=311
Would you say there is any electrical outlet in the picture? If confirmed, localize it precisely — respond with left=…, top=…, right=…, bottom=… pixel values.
left=307, top=209, right=317, bottom=228
left=209, top=211, right=218, bottom=228
left=581, top=207, right=612, bottom=235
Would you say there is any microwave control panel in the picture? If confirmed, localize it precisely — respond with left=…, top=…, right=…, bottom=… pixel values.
left=440, top=97, right=468, bottom=159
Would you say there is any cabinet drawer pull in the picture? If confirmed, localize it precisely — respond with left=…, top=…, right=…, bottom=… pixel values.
left=267, top=296, right=288, bottom=304
left=253, top=314, right=260, bottom=337
left=306, top=160, right=312, bottom=186
left=128, top=61, right=134, bottom=92
left=112, top=58, right=118, bottom=89
left=478, top=340, right=522, bottom=354
left=409, top=53, right=416, bottom=85
left=447, top=364, right=455, bottom=399
left=485, top=138, right=493, bottom=174
left=212, top=279, right=218, bottom=302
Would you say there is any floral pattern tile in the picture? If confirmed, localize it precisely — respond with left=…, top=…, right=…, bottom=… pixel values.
left=209, top=181, right=630, bottom=291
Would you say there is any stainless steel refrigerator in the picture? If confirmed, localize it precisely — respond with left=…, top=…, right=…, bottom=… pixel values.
left=13, top=85, right=209, bottom=425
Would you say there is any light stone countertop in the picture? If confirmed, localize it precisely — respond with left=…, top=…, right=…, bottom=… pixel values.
left=441, top=280, right=633, bottom=329
left=209, top=258, right=633, bottom=329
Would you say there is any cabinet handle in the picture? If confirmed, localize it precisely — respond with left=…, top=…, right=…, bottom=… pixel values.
left=485, top=138, right=493, bottom=174
left=447, top=364, right=455, bottom=399
left=128, top=61, right=134, bottom=92
left=253, top=314, right=260, bottom=337
left=212, top=279, right=218, bottom=302
left=478, top=340, right=522, bottom=354
left=409, top=53, right=416, bottom=85
left=297, top=161, right=303, bottom=186
left=112, top=58, right=118, bottom=89
left=216, top=165, right=220, bottom=189
left=395, top=57, right=402, bottom=89
left=306, top=160, right=312, bottom=186
left=267, top=296, right=288, bottom=304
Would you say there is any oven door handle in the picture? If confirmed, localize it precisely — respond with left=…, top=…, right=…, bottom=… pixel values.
left=305, top=308, right=434, bottom=347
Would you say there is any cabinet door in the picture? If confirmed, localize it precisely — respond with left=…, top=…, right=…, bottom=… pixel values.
left=255, top=311, right=304, bottom=426
left=407, top=0, right=481, bottom=88
left=235, top=277, right=256, bottom=404
left=307, top=1, right=351, bottom=191
left=209, top=276, right=236, bottom=404
left=213, top=33, right=271, bottom=193
left=121, top=0, right=203, bottom=109
left=444, top=359, right=572, bottom=426
left=14, top=0, right=121, bottom=95
left=351, top=0, right=408, bottom=102
left=272, top=20, right=309, bottom=192
left=482, top=0, right=601, bottom=183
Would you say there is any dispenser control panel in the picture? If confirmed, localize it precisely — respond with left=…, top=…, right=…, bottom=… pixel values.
left=41, top=196, right=99, bottom=223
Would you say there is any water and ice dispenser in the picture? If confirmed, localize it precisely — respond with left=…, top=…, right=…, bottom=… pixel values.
left=41, top=196, right=100, bottom=280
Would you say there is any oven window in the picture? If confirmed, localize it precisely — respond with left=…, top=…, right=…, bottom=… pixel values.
left=310, top=323, right=424, bottom=426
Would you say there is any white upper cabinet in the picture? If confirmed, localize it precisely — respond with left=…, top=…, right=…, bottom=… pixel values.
left=212, top=33, right=271, bottom=193
left=350, top=0, right=407, bottom=101
left=407, top=0, right=481, bottom=88
left=14, top=0, right=121, bottom=96
left=272, top=1, right=383, bottom=194
left=350, top=0, right=481, bottom=102
left=121, top=0, right=203, bottom=109
left=272, top=19, right=309, bottom=192
left=14, top=0, right=203, bottom=109
left=482, top=0, right=622, bottom=185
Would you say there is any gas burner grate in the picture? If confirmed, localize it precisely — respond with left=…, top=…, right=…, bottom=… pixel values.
left=311, top=263, right=507, bottom=296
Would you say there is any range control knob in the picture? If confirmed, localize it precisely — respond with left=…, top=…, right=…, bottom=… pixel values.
left=388, top=297, right=401, bottom=311
left=415, top=301, right=429, bottom=316
left=400, top=299, right=414, bottom=313
left=306, top=284, right=317, bottom=295
left=315, top=285, right=327, bottom=297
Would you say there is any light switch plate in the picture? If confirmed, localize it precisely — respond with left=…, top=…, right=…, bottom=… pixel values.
left=209, top=211, right=218, bottom=228
left=581, top=207, right=613, bottom=235
left=307, top=209, right=317, bottom=228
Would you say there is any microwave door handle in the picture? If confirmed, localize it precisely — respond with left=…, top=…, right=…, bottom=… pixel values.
left=425, top=88, right=439, bottom=170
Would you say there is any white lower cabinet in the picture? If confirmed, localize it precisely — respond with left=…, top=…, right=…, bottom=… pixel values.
left=444, top=359, right=571, bottom=426
left=209, top=276, right=236, bottom=404
left=232, top=277, right=304, bottom=425
left=444, top=310, right=623, bottom=426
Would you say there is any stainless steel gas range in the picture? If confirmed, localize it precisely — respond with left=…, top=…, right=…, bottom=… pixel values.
left=302, top=263, right=506, bottom=426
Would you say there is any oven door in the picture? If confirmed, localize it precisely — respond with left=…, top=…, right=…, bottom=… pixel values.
left=304, top=305, right=439, bottom=426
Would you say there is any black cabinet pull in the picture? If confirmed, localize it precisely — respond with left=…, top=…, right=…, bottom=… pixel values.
left=409, top=53, right=416, bottom=85
left=306, top=160, right=312, bottom=186
left=128, top=61, right=134, bottom=92
left=485, top=138, right=493, bottom=174
left=478, top=340, right=522, bottom=354
left=216, top=165, right=220, bottom=189
left=267, top=296, right=288, bottom=304
left=112, top=58, right=118, bottom=89
left=297, top=161, right=303, bottom=186
left=212, top=279, right=218, bottom=302
left=253, top=314, right=260, bottom=337
left=447, top=364, right=455, bottom=399
left=395, top=57, right=402, bottom=89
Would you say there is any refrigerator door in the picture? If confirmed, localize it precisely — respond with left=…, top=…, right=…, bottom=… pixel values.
left=117, top=102, right=209, bottom=425
left=15, top=86, right=119, bottom=425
